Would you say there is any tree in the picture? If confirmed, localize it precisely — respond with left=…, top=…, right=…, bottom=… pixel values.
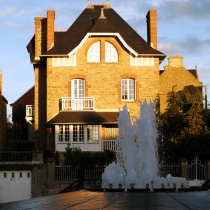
left=158, top=86, right=210, bottom=163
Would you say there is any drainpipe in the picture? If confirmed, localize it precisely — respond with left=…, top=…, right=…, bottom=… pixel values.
left=205, top=85, right=208, bottom=109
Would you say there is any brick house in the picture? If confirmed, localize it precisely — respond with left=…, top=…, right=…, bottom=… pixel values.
left=25, top=1, right=202, bottom=152
left=0, top=70, right=8, bottom=151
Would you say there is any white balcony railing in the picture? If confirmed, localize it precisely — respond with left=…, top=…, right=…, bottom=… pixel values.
left=26, top=105, right=34, bottom=121
left=62, top=97, right=94, bottom=111
left=103, top=139, right=120, bottom=152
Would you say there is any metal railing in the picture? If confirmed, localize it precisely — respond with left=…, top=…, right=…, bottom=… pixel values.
left=0, top=151, right=43, bottom=165
left=0, top=151, right=33, bottom=162
left=55, top=166, right=105, bottom=181
left=159, top=162, right=181, bottom=177
left=62, top=97, right=94, bottom=110
left=103, top=139, right=119, bottom=151
left=55, top=166, right=78, bottom=181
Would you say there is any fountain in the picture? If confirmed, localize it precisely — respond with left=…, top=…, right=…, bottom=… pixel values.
left=102, top=100, right=188, bottom=192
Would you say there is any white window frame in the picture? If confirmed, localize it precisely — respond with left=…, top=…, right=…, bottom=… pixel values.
left=130, top=55, right=154, bottom=66
left=52, top=54, right=76, bottom=66
left=87, top=41, right=100, bottom=62
left=105, top=41, right=118, bottom=62
left=71, top=79, right=85, bottom=110
left=57, top=125, right=99, bottom=143
left=121, top=78, right=136, bottom=101
left=87, top=125, right=99, bottom=142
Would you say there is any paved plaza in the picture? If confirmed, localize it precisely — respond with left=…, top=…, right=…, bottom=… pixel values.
left=0, top=190, right=210, bottom=210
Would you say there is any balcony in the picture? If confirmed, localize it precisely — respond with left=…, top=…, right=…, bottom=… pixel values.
left=26, top=105, right=34, bottom=121
left=62, top=97, right=94, bottom=111
left=0, top=151, right=43, bottom=165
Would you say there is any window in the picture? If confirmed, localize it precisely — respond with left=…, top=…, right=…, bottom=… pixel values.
left=87, top=41, right=118, bottom=63
left=130, top=55, right=154, bottom=66
left=73, top=125, right=84, bottom=143
left=105, top=41, right=118, bottom=62
left=58, top=125, right=99, bottom=143
left=52, top=54, right=76, bottom=66
left=71, top=79, right=85, bottom=110
left=104, top=128, right=119, bottom=140
left=87, top=41, right=100, bottom=62
left=121, top=78, right=135, bottom=101
left=87, top=125, right=99, bottom=142
left=58, top=125, right=70, bottom=142
left=19, top=172, right=22, bottom=178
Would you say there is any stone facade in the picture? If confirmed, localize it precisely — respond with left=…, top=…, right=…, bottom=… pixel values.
left=45, top=37, right=160, bottom=121
left=26, top=5, right=202, bottom=152
left=0, top=70, right=8, bottom=151
left=29, top=7, right=163, bottom=151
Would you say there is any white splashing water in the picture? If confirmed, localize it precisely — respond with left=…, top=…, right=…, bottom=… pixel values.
left=102, top=100, right=187, bottom=191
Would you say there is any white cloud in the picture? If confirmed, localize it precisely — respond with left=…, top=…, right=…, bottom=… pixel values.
left=0, top=7, right=22, bottom=17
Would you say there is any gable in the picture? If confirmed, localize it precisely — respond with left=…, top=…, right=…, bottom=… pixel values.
left=41, top=6, right=165, bottom=59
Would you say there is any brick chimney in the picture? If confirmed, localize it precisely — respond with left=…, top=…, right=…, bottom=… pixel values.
left=34, top=10, right=55, bottom=60
left=168, top=56, right=183, bottom=67
left=47, top=10, right=55, bottom=50
left=146, top=10, right=157, bottom=49
left=34, top=17, right=47, bottom=60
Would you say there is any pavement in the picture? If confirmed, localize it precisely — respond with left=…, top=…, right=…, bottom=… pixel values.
left=0, top=190, right=210, bottom=210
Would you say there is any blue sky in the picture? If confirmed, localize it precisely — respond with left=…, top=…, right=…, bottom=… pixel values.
left=0, top=0, right=210, bottom=116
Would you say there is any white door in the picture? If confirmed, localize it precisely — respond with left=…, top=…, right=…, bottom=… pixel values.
left=0, top=171, right=31, bottom=203
left=71, top=79, right=85, bottom=110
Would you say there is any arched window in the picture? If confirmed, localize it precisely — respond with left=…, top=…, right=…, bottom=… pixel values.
left=105, top=41, right=118, bottom=62
left=87, top=41, right=100, bottom=62
left=121, top=78, right=135, bottom=101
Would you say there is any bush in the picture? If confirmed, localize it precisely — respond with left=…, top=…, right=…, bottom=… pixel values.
left=64, top=144, right=116, bottom=167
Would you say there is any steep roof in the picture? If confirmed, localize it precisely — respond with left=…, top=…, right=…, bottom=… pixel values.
left=10, top=86, right=34, bottom=106
left=39, top=5, right=165, bottom=59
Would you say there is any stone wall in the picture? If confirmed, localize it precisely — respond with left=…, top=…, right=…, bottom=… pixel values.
left=45, top=37, right=160, bottom=121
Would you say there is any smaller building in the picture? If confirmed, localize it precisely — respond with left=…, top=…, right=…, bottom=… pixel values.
left=160, top=56, right=203, bottom=113
left=0, top=70, right=8, bottom=151
left=10, top=87, right=34, bottom=150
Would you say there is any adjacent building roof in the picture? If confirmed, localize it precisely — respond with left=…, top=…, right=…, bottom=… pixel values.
left=47, top=111, right=119, bottom=125
left=1, top=95, right=8, bottom=104
left=160, top=69, right=199, bottom=79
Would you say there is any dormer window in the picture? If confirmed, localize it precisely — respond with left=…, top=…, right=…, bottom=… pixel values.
left=87, top=40, right=119, bottom=63
left=87, top=41, right=100, bottom=62
left=105, top=41, right=118, bottom=62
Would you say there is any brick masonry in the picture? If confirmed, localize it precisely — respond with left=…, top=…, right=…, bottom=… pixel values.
left=160, top=56, right=203, bottom=112
left=32, top=10, right=202, bottom=151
